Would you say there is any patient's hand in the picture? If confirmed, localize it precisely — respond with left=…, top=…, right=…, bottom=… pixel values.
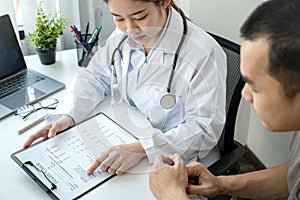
left=186, top=161, right=220, bottom=197
left=149, top=154, right=189, bottom=200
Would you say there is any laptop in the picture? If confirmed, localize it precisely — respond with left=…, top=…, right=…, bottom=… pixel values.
left=0, top=14, right=65, bottom=120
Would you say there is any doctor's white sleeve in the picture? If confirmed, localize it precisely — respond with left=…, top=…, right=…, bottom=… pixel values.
left=65, top=30, right=123, bottom=123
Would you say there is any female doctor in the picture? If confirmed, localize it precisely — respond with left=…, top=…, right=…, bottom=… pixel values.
left=24, top=0, right=227, bottom=176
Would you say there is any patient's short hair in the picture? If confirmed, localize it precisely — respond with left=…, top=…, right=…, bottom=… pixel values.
left=240, top=0, right=300, bottom=99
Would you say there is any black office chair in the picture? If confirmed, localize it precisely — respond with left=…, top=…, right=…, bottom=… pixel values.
left=207, top=32, right=246, bottom=176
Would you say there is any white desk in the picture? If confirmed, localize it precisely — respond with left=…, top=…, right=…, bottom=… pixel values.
left=0, top=49, right=157, bottom=200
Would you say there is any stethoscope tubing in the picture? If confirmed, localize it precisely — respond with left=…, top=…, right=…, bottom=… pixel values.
left=167, top=9, right=188, bottom=93
left=110, top=8, right=188, bottom=109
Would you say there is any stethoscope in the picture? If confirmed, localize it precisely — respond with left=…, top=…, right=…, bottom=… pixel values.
left=110, top=8, right=187, bottom=109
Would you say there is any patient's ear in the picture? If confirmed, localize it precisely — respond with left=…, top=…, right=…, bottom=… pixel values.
left=291, top=91, right=300, bottom=115
left=292, top=91, right=300, bottom=112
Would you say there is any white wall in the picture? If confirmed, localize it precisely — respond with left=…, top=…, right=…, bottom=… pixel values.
left=0, top=0, right=18, bottom=39
left=97, top=1, right=115, bottom=44
left=186, top=0, right=292, bottom=167
left=247, top=110, right=293, bottom=167
left=189, top=0, right=262, bottom=43
left=174, top=0, right=190, bottom=17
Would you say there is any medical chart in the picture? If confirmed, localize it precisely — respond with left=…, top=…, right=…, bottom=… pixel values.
left=11, top=113, right=137, bottom=200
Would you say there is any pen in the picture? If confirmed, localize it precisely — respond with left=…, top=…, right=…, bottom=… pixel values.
left=88, top=26, right=102, bottom=44
left=70, top=25, right=81, bottom=41
left=84, top=22, right=89, bottom=42
left=87, top=26, right=102, bottom=55
left=74, top=37, right=88, bottom=53
left=18, top=114, right=48, bottom=134
left=72, top=25, right=81, bottom=38
left=73, top=24, right=90, bottom=51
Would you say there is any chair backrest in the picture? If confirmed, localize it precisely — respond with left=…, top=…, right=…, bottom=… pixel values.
left=208, top=32, right=245, bottom=155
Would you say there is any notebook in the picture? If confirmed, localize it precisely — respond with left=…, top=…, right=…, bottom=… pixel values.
left=0, top=14, right=65, bottom=120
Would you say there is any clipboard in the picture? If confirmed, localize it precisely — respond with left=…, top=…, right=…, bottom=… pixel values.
left=11, top=112, right=138, bottom=200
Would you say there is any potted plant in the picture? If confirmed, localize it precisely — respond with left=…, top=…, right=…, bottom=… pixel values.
left=25, top=2, right=68, bottom=65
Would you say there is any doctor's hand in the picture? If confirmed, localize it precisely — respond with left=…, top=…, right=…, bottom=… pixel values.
left=149, top=154, right=189, bottom=200
left=23, top=114, right=75, bottom=148
left=87, top=141, right=146, bottom=176
left=186, top=162, right=221, bottom=198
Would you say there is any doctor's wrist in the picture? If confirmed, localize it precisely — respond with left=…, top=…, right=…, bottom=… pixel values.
left=61, top=114, right=75, bottom=127
left=121, top=141, right=146, bottom=154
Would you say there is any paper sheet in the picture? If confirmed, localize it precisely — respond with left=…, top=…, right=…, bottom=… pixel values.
left=13, top=113, right=137, bottom=199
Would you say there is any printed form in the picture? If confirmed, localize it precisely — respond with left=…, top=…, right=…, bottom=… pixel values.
left=13, top=113, right=137, bottom=199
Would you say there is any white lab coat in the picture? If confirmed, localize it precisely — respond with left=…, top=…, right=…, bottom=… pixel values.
left=69, top=7, right=227, bottom=164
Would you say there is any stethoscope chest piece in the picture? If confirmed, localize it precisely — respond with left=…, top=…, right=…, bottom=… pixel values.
left=160, top=93, right=176, bottom=109
left=110, top=9, right=187, bottom=109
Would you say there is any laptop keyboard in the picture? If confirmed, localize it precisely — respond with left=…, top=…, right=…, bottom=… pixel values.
left=0, top=71, right=44, bottom=99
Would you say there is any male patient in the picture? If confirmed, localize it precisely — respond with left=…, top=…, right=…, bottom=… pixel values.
left=149, top=0, right=300, bottom=199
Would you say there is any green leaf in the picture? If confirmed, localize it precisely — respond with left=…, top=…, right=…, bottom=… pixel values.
left=25, top=1, right=69, bottom=50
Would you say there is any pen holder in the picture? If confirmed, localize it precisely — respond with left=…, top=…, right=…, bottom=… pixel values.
left=75, top=34, right=98, bottom=67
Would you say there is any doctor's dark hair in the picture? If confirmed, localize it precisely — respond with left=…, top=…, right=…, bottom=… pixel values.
left=102, top=0, right=180, bottom=12
left=240, top=0, right=300, bottom=99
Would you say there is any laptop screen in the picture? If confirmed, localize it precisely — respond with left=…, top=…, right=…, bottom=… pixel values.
left=0, top=14, right=27, bottom=79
